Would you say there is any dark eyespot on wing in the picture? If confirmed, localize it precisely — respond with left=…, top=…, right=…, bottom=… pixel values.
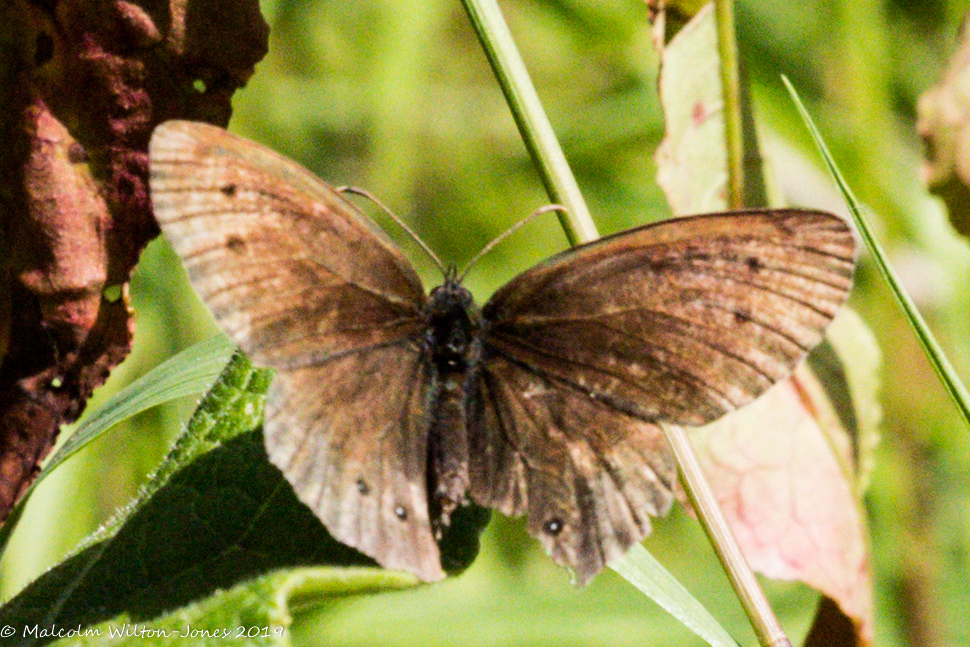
left=544, top=518, right=564, bottom=536
left=468, top=354, right=675, bottom=584
left=225, top=234, right=246, bottom=253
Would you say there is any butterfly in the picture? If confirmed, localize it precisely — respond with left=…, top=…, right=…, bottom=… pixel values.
left=148, top=120, right=856, bottom=584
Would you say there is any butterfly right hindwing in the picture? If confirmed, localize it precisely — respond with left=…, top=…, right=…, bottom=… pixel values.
left=468, top=353, right=675, bottom=585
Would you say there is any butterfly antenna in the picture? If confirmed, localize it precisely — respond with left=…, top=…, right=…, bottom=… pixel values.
left=458, top=204, right=568, bottom=282
left=336, top=186, right=447, bottom=277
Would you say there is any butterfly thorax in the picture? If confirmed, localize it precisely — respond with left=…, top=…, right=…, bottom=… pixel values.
left=424, top=279, right=482, bottom=533
left=424, top=280, right=482, bottom=370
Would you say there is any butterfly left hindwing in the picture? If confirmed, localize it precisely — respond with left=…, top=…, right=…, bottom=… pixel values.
left=267, top=341, right=443, bottom=581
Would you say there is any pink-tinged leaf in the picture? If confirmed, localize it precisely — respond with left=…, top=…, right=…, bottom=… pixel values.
left=652, top=5, right=880, bottom=643
left=654, top=3, right=729, bottom=215
left=689, top=311, right=881, bottom=645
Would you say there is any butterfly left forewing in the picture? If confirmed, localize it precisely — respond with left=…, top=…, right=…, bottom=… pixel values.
left=150, top=121, right=427, bottom=368
left=482, top=209, right=856, bottom=427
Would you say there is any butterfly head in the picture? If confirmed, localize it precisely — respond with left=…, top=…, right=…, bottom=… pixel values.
left=426, top=279, right=481, bottom=369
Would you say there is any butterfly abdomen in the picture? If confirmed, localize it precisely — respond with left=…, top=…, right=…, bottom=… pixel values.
left=424, top=281, right=483, bottom=532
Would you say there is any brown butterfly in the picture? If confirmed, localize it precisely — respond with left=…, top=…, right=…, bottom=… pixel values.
left=148, top=120, right=856, bottom=584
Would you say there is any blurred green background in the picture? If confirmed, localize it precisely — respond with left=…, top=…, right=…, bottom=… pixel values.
left=5, top=0, right=970, bottom=644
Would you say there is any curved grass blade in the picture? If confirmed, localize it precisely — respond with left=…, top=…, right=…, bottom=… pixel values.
left=613, top=545, right=741, bottom=647
left=783, top=76, right=970, bottom=430
left=0, top=335, right=236, bottom=557
left=459, top=0, right=598, bottom=246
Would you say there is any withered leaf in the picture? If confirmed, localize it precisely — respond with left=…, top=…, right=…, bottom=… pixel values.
left=0, top=0, right=269, bottom=521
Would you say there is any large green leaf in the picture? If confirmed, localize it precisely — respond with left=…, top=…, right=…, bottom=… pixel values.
left=0, top=350, right=489, bottom=647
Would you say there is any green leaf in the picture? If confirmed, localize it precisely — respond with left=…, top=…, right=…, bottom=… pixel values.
left=0, top=351, right=490, bottom=646
left=51, top=567, right=417, bottom=647
left=654, top=3, right=768, bottom=214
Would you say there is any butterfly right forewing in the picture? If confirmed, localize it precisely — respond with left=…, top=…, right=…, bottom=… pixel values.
left=482, top=210, right=856, bottom=426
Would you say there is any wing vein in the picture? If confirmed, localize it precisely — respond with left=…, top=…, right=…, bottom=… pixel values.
left=487, top=336, right=733, bottom=418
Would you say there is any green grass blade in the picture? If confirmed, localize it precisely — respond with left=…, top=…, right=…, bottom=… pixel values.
left=612, top=545, right=741, bottom=647
left=0, top=335, right=236, bottom=557
left=459, top=0, right=599, bottom=246
left=783, top=76, right=970, bottom=430
left=49, top=335, right=236, bottom=473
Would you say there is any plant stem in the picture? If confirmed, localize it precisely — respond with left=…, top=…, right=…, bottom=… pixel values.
left=666, top=424, right=792, bottom=647
left=462, top=3, right=780, bottom=645
left=784, top=76, right=970, bottom=431
left=714, top=0, right=744, bottom=209
left=459, top=0, right=598, bottom=245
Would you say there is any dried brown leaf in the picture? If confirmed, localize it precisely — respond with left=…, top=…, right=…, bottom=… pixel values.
left=917, top=12, right=970, bottom=238
left=645, top=0, right=712, bottom=49
left=0, top=0, right=268, bottom=520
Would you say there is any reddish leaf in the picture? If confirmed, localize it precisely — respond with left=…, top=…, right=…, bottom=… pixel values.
left=0, top=0, right=268, bottom=520
left=688, top=312, right=880, bottom=645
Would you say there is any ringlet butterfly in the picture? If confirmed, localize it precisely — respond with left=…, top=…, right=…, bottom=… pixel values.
left=149, top=120, right=856, bottom=584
